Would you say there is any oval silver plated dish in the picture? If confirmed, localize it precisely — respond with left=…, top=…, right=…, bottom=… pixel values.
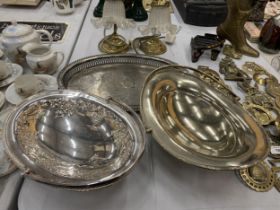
left=4, top=90, right=146, bottom=187
left=57, top=54, right=175, bottom=110
left=141, top=66, right=269, bottom=170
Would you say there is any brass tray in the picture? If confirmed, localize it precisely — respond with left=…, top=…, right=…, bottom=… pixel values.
left=4, top=90, right=146, bottom=188
left=57, top=54, right=175, bottom=110
left=141, top=66, right=269, bottom=170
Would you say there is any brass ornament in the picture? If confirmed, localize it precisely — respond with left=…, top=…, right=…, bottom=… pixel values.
left=266, top=81, right=280, bottom=98
left=252, top=72, right=277, bottom=90
left=219, top=57, right=250, bottom=81
left=151, top=0, right=170, bottom=7
left=266, top=75, right=278, bottom=85
left=223, top=44, right=242, bottom=59
left=242, top=62, right=266, bottom=76
left=269, top=159, right=280, bottom=192
left=245, top=92, right=274, bottom=109
left=237, top=80, right=258, bottom=94
left=269, top=159, right=280, bottom=172
left=243, top=103, right=275, bottom=126
left=196, top=66, right=237, bottom=100
left=98, top=25, right=130, bottom=54
left=223, top=58, right=280, bottom=192
left=132, top=35, right=167, bottom=55
left=191, top=66, right=238, bottom=100
left=253, top=73, right=270, bottom=86
left=275, top=96, right=280, bottom=109
left=143, top=0, right=173, bottom=12
left=197, top=66, right=222, bottom=82
left=275, top=119, right=280, bottom=130
left=238, top=161, right=276, bottom=192
left=275, top=178, right=280, bottom=192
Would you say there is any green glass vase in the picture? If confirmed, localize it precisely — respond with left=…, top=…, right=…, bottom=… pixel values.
left=93, top=0, right=105, bottom=17
left=126, top=0, right=148, bottom=21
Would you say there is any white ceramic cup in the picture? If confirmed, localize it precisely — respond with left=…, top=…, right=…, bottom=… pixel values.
left=14, top=75, right=44, bottom=97
left=26, top=45, right=64, bottom=75
left=52, top=0, right=75, bottom=15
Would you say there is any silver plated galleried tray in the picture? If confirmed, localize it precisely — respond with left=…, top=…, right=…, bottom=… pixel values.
left=57, top=54, right=175, bottom=110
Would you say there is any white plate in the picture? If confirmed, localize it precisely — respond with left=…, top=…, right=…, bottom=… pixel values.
left=5, top=74, right=58, bottom=105
left=0, top=63, right=23, bottom=88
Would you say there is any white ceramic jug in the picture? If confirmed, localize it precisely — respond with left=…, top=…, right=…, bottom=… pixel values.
left=23, top=43, right=64, bottom=75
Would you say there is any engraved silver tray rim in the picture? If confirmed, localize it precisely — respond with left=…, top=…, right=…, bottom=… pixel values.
left=57, top=54, right=176, bottom=110
left=4, top=90, right=146, bottom=188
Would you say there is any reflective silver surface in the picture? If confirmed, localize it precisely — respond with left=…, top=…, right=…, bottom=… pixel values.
left=4, top=90, right=146, bottom=187
left=36, top=110, right=116, bottom=162
left=57, top=54, right=175, bottom=110
left=141, top=66, right=269, bottom=170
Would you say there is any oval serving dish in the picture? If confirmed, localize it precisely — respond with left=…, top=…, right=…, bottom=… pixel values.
left=141, top=66, right=269, bottom=170
left=4, top=90, right=146, bottom=188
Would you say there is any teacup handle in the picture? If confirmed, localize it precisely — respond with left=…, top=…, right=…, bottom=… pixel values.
left=55, top=51, right=65, bottom=67
left=36, top=30, right=53, bottom=47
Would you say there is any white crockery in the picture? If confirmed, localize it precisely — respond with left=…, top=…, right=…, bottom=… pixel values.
left=0, top=60, right=11, bottom=80
left=25, top=44, right=64, bottom=75
left=0, top=63, right=23, bottom=88
left=14, top=75, right=45, bottom=97
left=5, top=74, right=58, bottom=105
left=0, top=21, right=53, bottom=64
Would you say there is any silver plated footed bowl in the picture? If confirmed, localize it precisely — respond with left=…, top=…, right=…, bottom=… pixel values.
left=4, top=90, right=146, bottom=188
left=57, top=54, right=175, bottom=110
left=140, top=66, right=269, bottom=170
